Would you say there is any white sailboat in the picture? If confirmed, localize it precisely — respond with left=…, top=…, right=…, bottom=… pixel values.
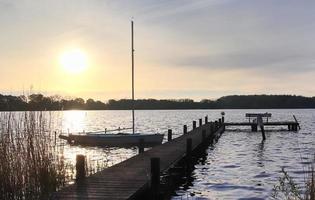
left=59, top=21, right=164, bottom=147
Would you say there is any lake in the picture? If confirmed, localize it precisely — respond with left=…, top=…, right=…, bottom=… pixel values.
left=2, top=109, right=314, bottom=199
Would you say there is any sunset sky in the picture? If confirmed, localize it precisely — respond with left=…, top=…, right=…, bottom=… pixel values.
left=1, top=0, right=315, bottom=100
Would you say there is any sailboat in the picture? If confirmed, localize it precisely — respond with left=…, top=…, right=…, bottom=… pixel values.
left=59, top=21, right=164, bottom=148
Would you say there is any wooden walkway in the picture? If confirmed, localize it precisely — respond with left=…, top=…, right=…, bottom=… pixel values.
left=225, top=121, right=299, bottom=126
left=52, top=119, right=224, bottom=200
left=225, top=121, right=300, bottom=132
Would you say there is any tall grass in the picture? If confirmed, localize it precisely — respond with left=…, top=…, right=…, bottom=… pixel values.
left=305, top=160, right=315, bottom=200
left=0, top=112, right=67, bottom=199
left=272, top=156, right=315, bottom=200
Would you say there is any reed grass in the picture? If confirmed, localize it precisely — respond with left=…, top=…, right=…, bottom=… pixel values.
left=272, top=156, right=315, bottom=200
left=305, top=160, right=315, bottom=200
left=0, top=111, right=67, bottom=199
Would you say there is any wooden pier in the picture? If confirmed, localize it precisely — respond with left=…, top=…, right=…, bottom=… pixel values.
left=225, top=121, right=299, bottom=126
left=224, top=113, right=300, bottom=133
left=52, top=117, right=225, bottom=200
left=225, top=121, right=299, bottom=129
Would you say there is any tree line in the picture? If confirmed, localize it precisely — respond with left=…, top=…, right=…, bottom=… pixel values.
left=1, top=93, right=315, bottom=111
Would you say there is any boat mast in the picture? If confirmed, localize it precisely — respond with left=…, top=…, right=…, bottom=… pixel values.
left=131, top=20, right=135, bottom=134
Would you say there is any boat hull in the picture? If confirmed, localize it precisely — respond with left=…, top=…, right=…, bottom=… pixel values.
left=59, top=133, right=164, bottom=148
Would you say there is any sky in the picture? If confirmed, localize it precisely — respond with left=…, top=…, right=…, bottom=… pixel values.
left=0, top=0, right=315, bottom=101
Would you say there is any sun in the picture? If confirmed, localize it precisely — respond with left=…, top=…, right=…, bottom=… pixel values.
left=59, top=49, right=88, bottom=74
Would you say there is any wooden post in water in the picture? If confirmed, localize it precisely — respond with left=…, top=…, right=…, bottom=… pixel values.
left=54, top=131, right=57, bottom=145
left=138, top=138, right=144, bottom=154
left=205, top=116, right=208, bottom=124
left=293, top=124, right=297, bottom=131
left=186, top=138, right=193, bottom=172
left=76, top=154, right=85, bottom=181
left=183, top=125, right=187, bottom=134
left=199, top=118, right=202, bottom=127
left=168, top=129, right=172, bottom=142
left=202, top=129, right=206, bottom=142
left=219, top=118, right=222, bottom=126
left=260, top=126, right=266, bottom=140
left=251, top=124, right=258, bottom=132
left=293, top=124, right=296, bottom=131
left=193, top=121, right=197, bottom=129
left=214, top=121, right=218, bottom=131
left=221, top=117, right=226, bottom=131
left=210, top=122, right=214, bottom=135
left=293, top=115, right=301, bottom=130
left=151, top=157, right=160, bottom=200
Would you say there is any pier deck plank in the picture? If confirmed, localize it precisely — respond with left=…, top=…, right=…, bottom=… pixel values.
left=52, top=123, right=223, bottom=200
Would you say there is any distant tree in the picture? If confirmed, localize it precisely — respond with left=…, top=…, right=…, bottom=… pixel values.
left=0, top=94, right=28, bottom=111
left=1, top=93, right=315, bottom=111
left=86, top=98, right=106, bottom=110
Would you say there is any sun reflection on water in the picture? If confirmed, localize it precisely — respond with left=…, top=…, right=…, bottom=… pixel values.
left=62, top=110, right=87, bottom=133
left=56, top=110, right=139, bottom=185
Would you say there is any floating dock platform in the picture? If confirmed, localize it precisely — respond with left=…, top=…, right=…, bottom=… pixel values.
left=224, top=113, right=300, bottom=131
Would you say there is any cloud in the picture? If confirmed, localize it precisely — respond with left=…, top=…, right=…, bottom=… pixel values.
left=168, top=50, right=315, bottom=72
left=123, top=0, right=315, bottom=75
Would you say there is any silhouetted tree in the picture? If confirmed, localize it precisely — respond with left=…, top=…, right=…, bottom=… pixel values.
left=1, top=93, right=315, bottom=111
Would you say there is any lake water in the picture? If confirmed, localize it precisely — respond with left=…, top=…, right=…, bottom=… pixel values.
left=6, top=109, right=315, bottom=199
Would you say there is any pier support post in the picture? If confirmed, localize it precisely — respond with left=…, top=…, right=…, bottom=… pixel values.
left=54, top=131, right=57, bottom=145
left=168, top=129, right=172, bottom=142
left=260, top=126, right=266, bottom=140
left=202, top=129, right=206, bottom=142
left=138, top=138, right=144, bottom=154
left=205, top=116, right=208, bottom=124
left=210, top=122, right=215, bottom=135
left=193, top=121, right=197, bottom=129
left=185, top=138, right=194, bottom=174
left=76, top=154, right=86, bottom=181
left=221, top=117, right=225, bottom=131
left=183, top=125, right=187, bottom=134
left=251, top=124, right=258, bottom=132
left=186, top=138, right=192, bottom=170
left=215, top=121, right=218, bottom=131
left=292, top=124, right=297, bottom=131
left=199, top=118, right=202, bottom=127
left=219, top=118, right=222, bottom=126
left=288, top=124, right=291, bottom=131
left=151, top=157, right=160, bottom=200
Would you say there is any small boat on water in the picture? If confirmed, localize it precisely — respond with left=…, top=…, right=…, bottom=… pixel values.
left=59, top=21, right=164, bottom=147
